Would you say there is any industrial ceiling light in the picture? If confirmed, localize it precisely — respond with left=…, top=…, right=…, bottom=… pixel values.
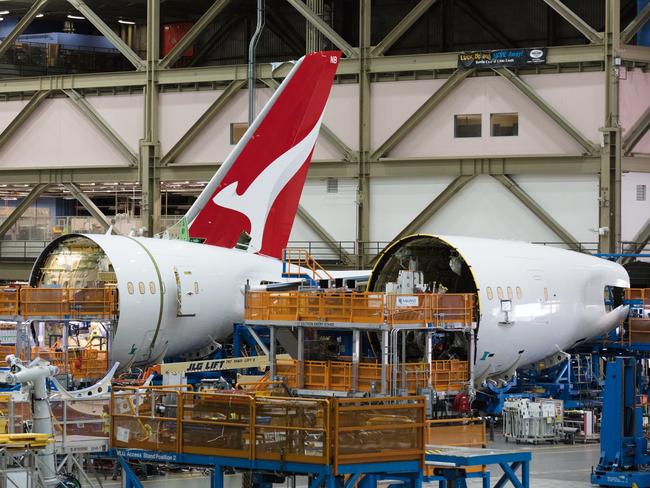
left=67, top=14, right=85, bottom=20
left=118, top=19, right=135, bottom=25
left=36, top=14, right=44, bottom=18
left=0, top=11, right=10, bottom=15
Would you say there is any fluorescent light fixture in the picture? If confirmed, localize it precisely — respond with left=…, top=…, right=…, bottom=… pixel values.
left=118, top=19, right=135, bottom=25
left=0, top=11, right=9, bottom=15
left=67, top=14, right=85, bottom=20
left=0, top=18, right=4, bottom=21
left=35, top=13, right=44, bottom=18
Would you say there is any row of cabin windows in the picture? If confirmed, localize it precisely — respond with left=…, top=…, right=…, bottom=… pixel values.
left=485, top=286, right=550, bottom=301
left=454, top=113, right=519, bottom=138
left=125, top=281, right=200, bottom=295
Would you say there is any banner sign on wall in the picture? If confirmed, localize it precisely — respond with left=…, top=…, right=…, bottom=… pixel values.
left=458, top=48, right=547, bottom=69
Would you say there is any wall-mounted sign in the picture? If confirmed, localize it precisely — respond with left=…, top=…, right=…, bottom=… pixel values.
left=458, top=48, right=547, bottom=69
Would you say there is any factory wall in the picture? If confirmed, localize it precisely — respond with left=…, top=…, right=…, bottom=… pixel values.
left=0, top=70, right=645, bottom=246
left=620, top=68, right=650, bottom=154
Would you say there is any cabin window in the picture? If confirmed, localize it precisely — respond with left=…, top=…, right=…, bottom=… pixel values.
left=516, top=286, right=522, bottom=299
left=127, top=282, right=134, bottom=295
left=149, top=281, right=156, bottom=294
left=138, top=282, right=145, bottom=295
left=497, top=287, right=504, bottom=300
left=486, top=287, right=494, bottom=300
left=454, top=114, right=482, bottom=138
left=544, top=287, right=549, bottom=301
left=194, top=281, right=199, bottom=294
left=507, top=286, right=513, bottom=300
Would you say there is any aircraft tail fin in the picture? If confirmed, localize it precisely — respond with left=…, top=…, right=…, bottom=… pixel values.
left=185, top=50, right=341, bottom=258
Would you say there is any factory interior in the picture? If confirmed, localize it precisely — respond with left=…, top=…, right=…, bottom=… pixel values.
left=0, top=0, right=650, bottom=487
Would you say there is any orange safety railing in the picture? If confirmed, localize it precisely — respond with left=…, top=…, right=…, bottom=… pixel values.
left=19, top=287, right=117, bottom=319
left=246, top=291, right=475, bottom=327
left=110, top=387, right=425, bottom=470
left=274, top=358, right=469, bottom=394
left=625, top=288, right=650, bottom=307
left=0, top=289, right=19, bottom=316
left=282, top=248, right=333, bottom=282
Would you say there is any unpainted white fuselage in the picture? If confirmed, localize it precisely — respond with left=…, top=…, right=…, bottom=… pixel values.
left=39, top=234, right=629, bottom=380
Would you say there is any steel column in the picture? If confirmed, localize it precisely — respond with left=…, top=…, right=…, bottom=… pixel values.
left=391, top=175, right=475, bottom=242
left=494, top=67, right=598, bottom=154
left=287, top=0, right=357, bottom=58
left=371, top=69, right=475, bottom=161
left=0, top=0, right=49, bottom=60
left=297, top=326, right=304, bottom=388
left=0, top=90, right=51, bottom=151
left=296, top=205, right=352, bottom=264
left=357, top=0, right=371, bottom=267
left=623, top=104, right=650, bottom=156
left=161, top=79, right=246, bottom=166
left=352, top=329, right=361, bottom=392
left=62, top=89, right=138, bottom=166
left=141, top=0, right=162, bottom=236
left=542, top=0, right=603, bottom=43
left=159, top=0, right=231, bottom=69
left=493, top=175, right=583, bottom=252
left=621, top=1, right=650, bottom=44
left=0, top=184, right=50, bottom=239
left=67, top=0, right=145, bottom=70
left=381, top=329, right=389, bottom=395
left=371, top=0, right=438, bottom=56
left=63, top=183, right=115, bottom=233
left=599, top=0, right=622, bottom=253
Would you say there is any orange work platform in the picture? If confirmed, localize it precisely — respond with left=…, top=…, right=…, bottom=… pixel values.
left=0, top=287, right=117, bottom=319
left=246, top=291, right=475, bottom=327
left=110, top=387, right=426, bottom=473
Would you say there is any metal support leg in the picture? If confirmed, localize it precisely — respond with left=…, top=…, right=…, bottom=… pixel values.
left=117, top=457, right=144, bottom=488
left=352, top=329, right=361, bottom=392
left=297, top=326, right=305, bottom=388
left=425, top=330, right=433, bottom=388
left=495, top=462, right=524, bottom=488
left=210, top=465, right=223, bottom=488
left=269, top=326, right=276, bottom=380
left=381, top=329, right=389, bottom=394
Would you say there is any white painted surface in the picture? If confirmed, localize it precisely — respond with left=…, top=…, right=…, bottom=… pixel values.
left=368, top=175, right=454, bottom=241
left=622, top=172, right=650, bottom=241
left=620, top=68, right=650, bottom=155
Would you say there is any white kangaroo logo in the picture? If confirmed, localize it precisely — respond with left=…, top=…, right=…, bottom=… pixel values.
left=212, top=115, right=323, bottom=252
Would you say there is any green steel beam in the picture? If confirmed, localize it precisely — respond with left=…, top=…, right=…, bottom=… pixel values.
left=62, top=89, right=138, bottom=166
left=262, top=77, right=357, bottom=162
left=621, top=1, right=650, bottom=44
left=160, top=0, right=231, bottom=69
left=0, top=183, right=50, bottom=239
left=297, top=205, right=352, bottom=263
left=494, top=174, right=583, bottom=252
left=542, top=0, right=603, bottom=44
left=357, top=0, right=371, bottom=267
left=67, top=0, right=145, bottom=70
left=0, top=0, right=49, bottom=60
left=0, top=90, right=51, bottom=150
left=63, top=182, right=115, bottom=233
left=370, top=68, right=474, bottom=161
left=286, top=0, right=357, bottom=58
left=141, top=0, right=162, bottom=237
left=620, top=44, right=650, bottom=63
left=371, top=0, right=437, bottom=57
left=0, top=154, right=607, bottom=185
left=161, top=78, right=245, bottom=166
left=392, top=175, right=475, bottom=241
left=494, top=67, right=598, bottom=155
left=623, top=104, right=650, bottom=155
left=0, top=44, right=607, bottom=96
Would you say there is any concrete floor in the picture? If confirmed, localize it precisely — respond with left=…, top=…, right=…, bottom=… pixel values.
left=94, top=435, right=601, bottom=487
